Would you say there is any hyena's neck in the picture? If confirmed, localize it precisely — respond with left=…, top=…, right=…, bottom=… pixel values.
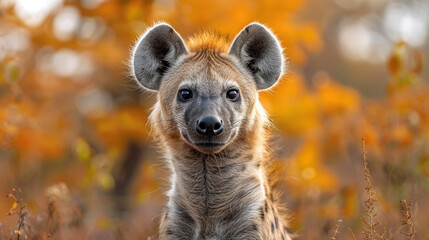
left=171, top=141, right=267, bottom=205
left=164, top=137, right=271, bottom=236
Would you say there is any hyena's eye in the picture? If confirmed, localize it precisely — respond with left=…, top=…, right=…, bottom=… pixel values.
left=178, top=89, right=193, bottom=102
left=226, top=89, right=240, bottom=101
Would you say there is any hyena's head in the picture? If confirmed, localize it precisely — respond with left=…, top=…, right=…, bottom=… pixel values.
left=131, top=22, right=285, bottom=154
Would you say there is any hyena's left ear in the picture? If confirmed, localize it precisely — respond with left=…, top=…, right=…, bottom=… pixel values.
left=132, top=23, right=188, bottom=91
left=229, top=23, right=286, bottom=90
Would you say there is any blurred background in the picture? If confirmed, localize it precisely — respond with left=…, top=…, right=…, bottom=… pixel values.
left=1, top=0, right=428, bottom=239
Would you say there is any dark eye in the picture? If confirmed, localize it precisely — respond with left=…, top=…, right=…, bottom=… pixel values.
left=226, top=89, right=240, bottom=101
left=178, top=89, right=193, bottom=101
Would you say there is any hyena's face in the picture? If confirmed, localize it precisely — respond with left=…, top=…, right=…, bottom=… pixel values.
left=132, top=22, right=285, bottom=154
left=158, top=57, right=256, bottom=153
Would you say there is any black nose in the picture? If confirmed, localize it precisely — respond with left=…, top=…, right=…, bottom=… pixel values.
left=196, top=116, right=224, bottom=136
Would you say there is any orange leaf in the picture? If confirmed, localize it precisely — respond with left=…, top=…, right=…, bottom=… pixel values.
left=388, top=54, right=402, bottom=75
left=11, top=202, right=17, bottom=211
left=413, top=51, right=423, bottom=74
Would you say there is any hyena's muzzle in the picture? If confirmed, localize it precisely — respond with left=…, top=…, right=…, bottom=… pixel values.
left=181, top=94, right=238, bottom=154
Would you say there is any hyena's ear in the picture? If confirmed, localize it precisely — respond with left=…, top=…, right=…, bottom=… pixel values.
left=132, top=23, right=188, bottom=91
left=229, top=23, right=285, bottom=90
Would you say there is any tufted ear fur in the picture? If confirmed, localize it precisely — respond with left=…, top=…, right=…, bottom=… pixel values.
left=229, top=22, right=285, bottom=90
left=132, top=23, right=188, bottom=91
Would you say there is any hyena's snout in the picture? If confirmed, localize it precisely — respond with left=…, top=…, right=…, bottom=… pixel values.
left=184, top=100, right=234, bottom=153
left=195, top=116, right=224, bottom=137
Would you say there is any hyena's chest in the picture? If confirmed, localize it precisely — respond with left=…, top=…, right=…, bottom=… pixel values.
left=165, top=197, right=265, bottom=240
left=163, top=164, right=267, bottom=239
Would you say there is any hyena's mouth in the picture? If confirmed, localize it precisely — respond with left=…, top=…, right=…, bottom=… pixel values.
left=194, top=142, right=225, bottom=147
left=181, top=127, right=239, bottom=154
left=181, top=132, right=225, bottom=151
left=193, top=142, right=227, bottom=154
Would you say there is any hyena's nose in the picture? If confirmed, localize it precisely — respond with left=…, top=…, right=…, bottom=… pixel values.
left=196, top=116, right=224, bottom=136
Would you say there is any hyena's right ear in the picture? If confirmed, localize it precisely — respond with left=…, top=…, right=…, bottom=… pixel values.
left=132, top=23, right=188, bottom=91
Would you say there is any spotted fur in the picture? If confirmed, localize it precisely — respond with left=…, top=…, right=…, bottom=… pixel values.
left=131, top=22, right=292, bottom=240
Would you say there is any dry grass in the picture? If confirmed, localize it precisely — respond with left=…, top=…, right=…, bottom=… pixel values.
left=1, top=138, right=420, bottom=239
left=2, top=183, right=86, bottom=240
left=400, top=200, right=415, bottom=240
left=330, top=219, right=343, bottom=240
left=360, top=137, right=389, bottom=240
left=5, top=189, right=27, bottom=240
left=349, top=228, right=358, bottom=240
left=326, top=138, right=418, bottom=240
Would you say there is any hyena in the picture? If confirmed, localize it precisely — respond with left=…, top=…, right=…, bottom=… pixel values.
left=131, top=22, right=292, bottom=240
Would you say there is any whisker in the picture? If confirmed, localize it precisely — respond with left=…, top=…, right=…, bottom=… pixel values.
left=151, top=119, right=176, bottom=124
left=232, top=118, right=250, bottom=125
